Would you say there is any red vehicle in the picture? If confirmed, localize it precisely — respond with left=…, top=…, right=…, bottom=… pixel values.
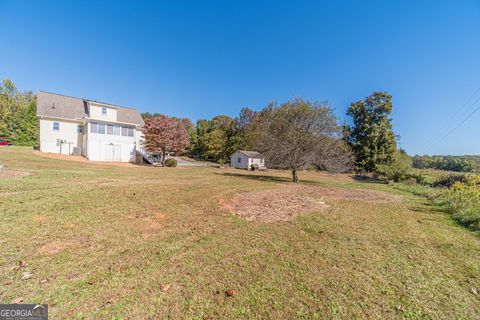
left=0, top=139, right=9, bottom=146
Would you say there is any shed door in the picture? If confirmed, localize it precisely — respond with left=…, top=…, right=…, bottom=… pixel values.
left=113, top=145, right=121, bottom=161
left=60, top=142, right=71, bottom=155
left=105, top=144, right=121, bottom=161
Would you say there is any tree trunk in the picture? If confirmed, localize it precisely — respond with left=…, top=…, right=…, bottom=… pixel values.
left=292, top=168, right=299, bottom=183
left=162, top=150, right=166, bottom=166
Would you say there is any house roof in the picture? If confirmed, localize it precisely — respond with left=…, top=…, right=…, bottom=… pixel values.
left=36, top=91, right=145, bottom=126
left=237, top=150, right=264, bottom=158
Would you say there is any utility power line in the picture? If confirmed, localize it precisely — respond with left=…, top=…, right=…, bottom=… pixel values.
left=438, top=101, right=480, bottom=142
left=442, top=86, right=480, bottom=126
left=422, top=86, right=480, bottom=152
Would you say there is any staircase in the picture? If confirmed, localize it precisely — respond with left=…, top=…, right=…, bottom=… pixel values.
left=136, top=147, right=163, bottom=166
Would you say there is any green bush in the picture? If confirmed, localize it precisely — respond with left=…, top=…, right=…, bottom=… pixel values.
left=375, top=150, right=412, bottom=182
left=410, top=170, right=438, bottom=186
left=164, top=158, right=177, bottom=167
left=437, top=183, right=480, bottom=232
left=432, top=173, right=468, bottom=188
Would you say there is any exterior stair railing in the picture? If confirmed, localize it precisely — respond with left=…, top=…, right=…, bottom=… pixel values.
left=136, top=146, right=163, bottom=166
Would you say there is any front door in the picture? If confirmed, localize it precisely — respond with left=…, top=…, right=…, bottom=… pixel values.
left=105, top=144, right=121, bottom=161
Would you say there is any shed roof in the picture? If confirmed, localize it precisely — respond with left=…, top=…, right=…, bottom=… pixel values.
left=36, top=91, right=144, bottom=126
left=236, top=150, right=264, bottom=158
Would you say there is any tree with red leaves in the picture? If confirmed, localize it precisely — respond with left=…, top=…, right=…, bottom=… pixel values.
left=143, top=115, right=190, bottom=166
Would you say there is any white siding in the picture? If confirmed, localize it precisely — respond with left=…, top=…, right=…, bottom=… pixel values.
left=250, top=158, right=264, bottom=165
left=135, top=129, right=144, bottom=148
left=39, top=118, right=83, bottom=155
left=231, top=151, right=265, bottom=169
left=89, top=103, right=118, bottom=122
left=231, top=152, right=249, bottom=169
left=86, top=122, right=137, bottom=162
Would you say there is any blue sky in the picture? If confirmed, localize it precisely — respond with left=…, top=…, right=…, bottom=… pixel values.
left=1, top=1, right=480, bottom=155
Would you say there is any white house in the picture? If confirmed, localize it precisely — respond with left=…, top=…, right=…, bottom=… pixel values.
left=231, top=150, right=266, bottom=170
left=37, top=91, right=144, bottom=162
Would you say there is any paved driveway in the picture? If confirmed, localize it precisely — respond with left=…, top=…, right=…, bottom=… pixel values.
left=170, top=157, right=209, bottom=166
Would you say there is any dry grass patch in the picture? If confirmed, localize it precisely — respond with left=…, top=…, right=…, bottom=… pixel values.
left=33, top=150, right=146, bottom=167
left=220, top=185, right=402, bottom=222
left=0, top=169, right=32, bottom=178
left=39, top=241, right=66, bottom=255
left=38, top=237, right=91, bottom=256
left=313, top=186, right=403, bottom=203
left=126, top=211, right=168, bottom=238
left=1, top=148, right=479, bottom=319
left=219, top=187, right=327, bottom=222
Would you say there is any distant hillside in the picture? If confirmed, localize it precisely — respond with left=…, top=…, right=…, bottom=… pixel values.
left=412, top=155, right=480, bottom=173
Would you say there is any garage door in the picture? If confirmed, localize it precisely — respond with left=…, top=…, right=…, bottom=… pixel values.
left=105, top=144, right=121, bottom=161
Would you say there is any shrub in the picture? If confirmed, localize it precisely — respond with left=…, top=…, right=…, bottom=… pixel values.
left=464, top=173, right=480, bottom=186
left=375, top=150, right=412, bottom=182
left=164, top=158, right=177, bottom=167
left=409, top=170, right=480, bottom=188
left=410, top=170, right=438, bottom=186
left=437, top=182, right=480, bottom=232
left=432, top=173, right=468, bottom=188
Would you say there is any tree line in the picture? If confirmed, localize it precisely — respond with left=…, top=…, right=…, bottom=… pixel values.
left=0, top=79, right=38, bottom=147
left=143, top=91, right=401, bottom=182
left=412, top=155, right=480, bottom=173
left=2, top=78, right=432, bottom=182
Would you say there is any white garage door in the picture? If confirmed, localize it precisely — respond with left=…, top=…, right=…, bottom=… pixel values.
left=105, top=144, right=121, bottom=161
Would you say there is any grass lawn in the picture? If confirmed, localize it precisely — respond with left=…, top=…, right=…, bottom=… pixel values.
left=1, top=147, right=479, bottom=319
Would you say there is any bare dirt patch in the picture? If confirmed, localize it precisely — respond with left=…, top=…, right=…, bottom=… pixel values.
left=38, top=237, right=91, bottom=256
left=219, top=186, right=328, bottom=222
left=0, top=170, right=32, bottom=179
left=126, top=211, right=167, bottom=239
left=155, top=212, right=166, bottom=221
left=39, top=241, right=65, bottom=255
left=220, top=185, right=401, bottom=222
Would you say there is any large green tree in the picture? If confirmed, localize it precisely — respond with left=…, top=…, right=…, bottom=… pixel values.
left=345, top=91, right=397, bottom=172
left=189, top=114, right=249, bottom=162
left=0, top=79, right=38, bottom=146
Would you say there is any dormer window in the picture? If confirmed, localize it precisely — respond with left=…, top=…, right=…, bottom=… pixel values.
left=102, top=107, right=107, bottom=115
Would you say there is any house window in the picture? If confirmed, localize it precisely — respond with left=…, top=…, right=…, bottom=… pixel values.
left=53, top=122, right=59, bottom=131
left=102, top=107, right=107, bottom=115
left=90, top=122, right=98, bottom=133
left=121, top=126, right=128, bottom=136
left=113, top=125, right=121, bottom=136
left=237, top=157, right=241, bottom=163
left=98, top=123, right=105, bottom=134
left=77, top=125, right=82, bottom=133
left=107, top=124, right=113, bottom=135
left=127, top=127, right=134, bottom=137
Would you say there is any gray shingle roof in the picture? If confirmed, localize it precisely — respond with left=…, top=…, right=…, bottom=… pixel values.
left=36, top=91, right=144, bottom=126
left=237, top=150, right=264, bottom=158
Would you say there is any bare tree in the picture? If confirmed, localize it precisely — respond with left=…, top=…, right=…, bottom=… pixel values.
left=252, top=98, right=351, bottom=182
left=314, top=137, right=353, bottom=173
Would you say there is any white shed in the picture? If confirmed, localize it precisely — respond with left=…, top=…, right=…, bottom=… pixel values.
left=230, top=150, right=265, bottom=170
